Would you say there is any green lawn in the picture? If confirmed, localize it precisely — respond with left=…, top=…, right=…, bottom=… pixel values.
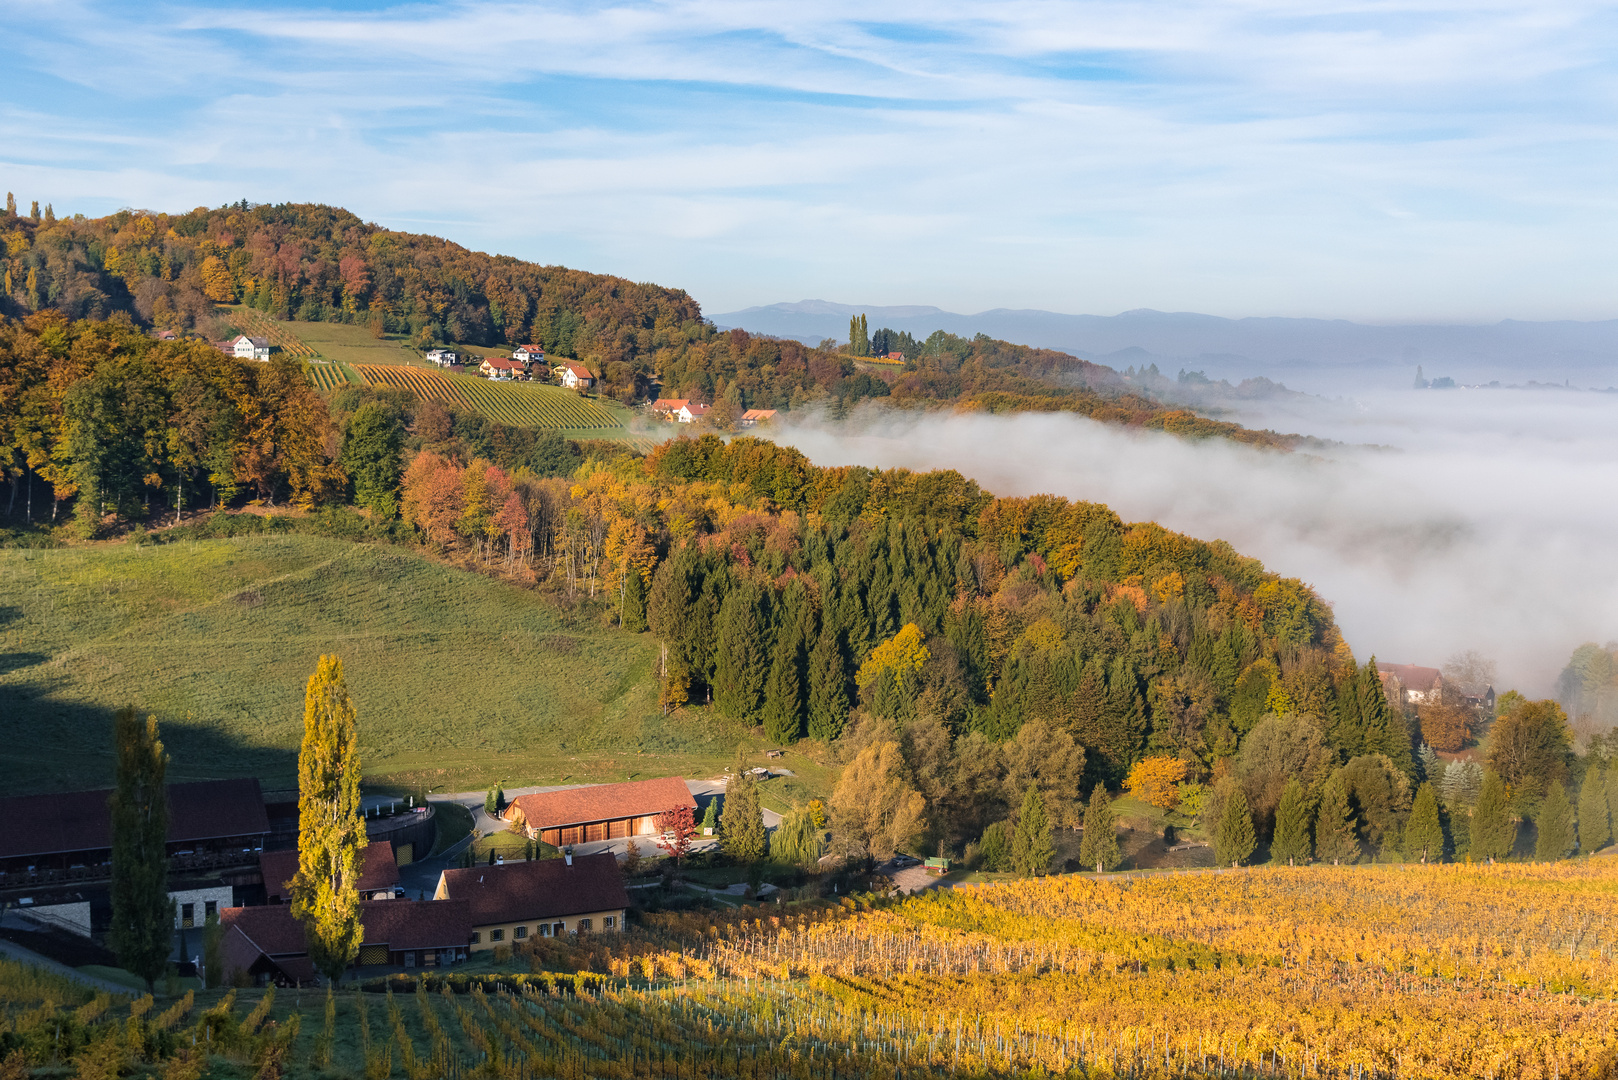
left=0, top=535, right=826, bottom=795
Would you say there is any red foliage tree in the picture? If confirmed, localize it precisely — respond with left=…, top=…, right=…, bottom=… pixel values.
left=654, top=805, right=696, bottom=867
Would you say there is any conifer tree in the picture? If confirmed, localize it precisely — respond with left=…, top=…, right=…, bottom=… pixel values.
left=1011, top=783, right=1055, bottom=876
left=292, top=655, right=366, bottom=983
left=1314, top=776, right=1360, bottom=865
left=621, top=565, right=649, bottom=633
left=1471, top=770, right=1516, bottom=862
left=714, top=584, right=767, bottom=721
left=1076, top=786, right=1120, bottom=872
left=763, top=584, right=810, bottom=744
left=1577, top=763, right=1609, bottom=854
left=108, top=707, right=174, bottom=991
left=4, top=192, right=14, bottom=217
left=721, top=754, right=768, bottom=864
left=1271, top=777, right=1312, bottom=865
left=1536, top=780, right=1575, bottom=861
left=1406, top=781, right=1444, bottom=864
left=807, top=627, right=850, bottom=741
left=1214, top=785, right=1257, bottom=867
left=700, top=798, right=718, bottom=835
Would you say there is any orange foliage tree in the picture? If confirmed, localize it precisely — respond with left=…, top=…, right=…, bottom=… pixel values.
left=1124, top=756, right=1189, bottom=809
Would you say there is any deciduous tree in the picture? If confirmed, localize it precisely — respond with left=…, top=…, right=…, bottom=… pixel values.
left=1123, top=755, right=1187, bottom=809
left=830, top=741, right=925, bottom=867
left=108, top=708, right=174, bottom=991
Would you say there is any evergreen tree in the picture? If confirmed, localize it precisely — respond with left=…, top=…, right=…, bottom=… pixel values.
left=291, top=655, right=367, bottom=983
left=1471, top=771, right=1516, bottom=862
left=621, top=565, right=649, bottom=633
left=700, top=798, right=719, bottom=835
left=1578, top=764, right=1610, bottom=854
left=763, top=584, right=810, bottom=744
left=1076, top=786, right=1120, bottom=872
left=721, top=762, right=768, bottom=864
left=1214, top=785, right=1257, bottom=867
left=108, top=707, right=174, bottom=991
left=1010, top=783, right=1055, bottom=876
left=1406, top=782, right=1444, bottom=863
left=1271, top=777, right=1312, bottom=865
left=1535, top=780, right=1575, bottom=861
left=1314, top=776, right=1360, bottom=865
left=807, top=626, right=850, bottom=741
left=714, top=584, right=767, bottom=721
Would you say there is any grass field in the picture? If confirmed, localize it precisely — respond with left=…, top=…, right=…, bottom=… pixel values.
left=352, top=364, right=628, bottom=434
left=0, top=535, right=833, bottom=796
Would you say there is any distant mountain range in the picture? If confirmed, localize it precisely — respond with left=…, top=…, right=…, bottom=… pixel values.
left=709, top=301, right=1618, bottom=391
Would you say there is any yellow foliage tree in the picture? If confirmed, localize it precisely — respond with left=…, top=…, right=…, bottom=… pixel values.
left=1124, top=755, right=1189, bottom=809
left=200, top=256, right=236, bottom=302
left=855, top=623, right=929, bottom=690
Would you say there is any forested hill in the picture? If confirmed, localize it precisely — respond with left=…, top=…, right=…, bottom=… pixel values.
left=0, top=198, right=1309, bottom=448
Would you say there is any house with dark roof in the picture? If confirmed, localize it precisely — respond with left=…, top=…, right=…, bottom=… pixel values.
left=220, top=899, right=472, bottom=985
left=502, top=777, right=696, bottom=848
left=259, top=841, right=401, bottom=904
left=1376, top=663, right=1445, bottom=707
left=0, top=779, right=269, bottom=877
left=433, top=851, right=627, bottom=951
left=231, top=335, right=271, bottom=361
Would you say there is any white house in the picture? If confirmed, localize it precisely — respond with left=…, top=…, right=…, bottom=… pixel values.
left=424, top=348, right=460, bottom=367
left=480, top=357, right=525, bottom=380
left=651, top=398, right=708, bottom=424
left=231, top=335, right=271, bottom=361
left=559, top=361, right=595, bottom=390
left=513, top=345, right=546, bottom=364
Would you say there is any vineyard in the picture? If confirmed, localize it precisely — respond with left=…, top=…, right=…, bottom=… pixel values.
left=227, top=306, right=318, bottom=359
left=8, top=864, right=1618, bottom=1079
left=353, top=364, right=627, bottom=431
left=307, top=362, right=352, bottom=391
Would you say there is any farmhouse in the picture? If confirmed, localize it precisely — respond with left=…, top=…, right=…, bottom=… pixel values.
left=559, top=361, right=595, bottom=389
left=502, top=776, right=696, bottom=847
left=740, top=409, right=777, bottom=428
left=650, top=399, right=708, bottom=424
left=0, top=778, right=269, bottom=878
left=424, top=348, right=460, bottom=366
left=1377, top=663, right=1444, bottom=706
left=513, top=345, right=545, bottom=364
left=220, top=899, right=472, bottom=985
left=259, top=841, right=401, bottom=904
left=231, top=335, right=271, bottom=361
left=433, top=851, right=628, bottom=950
left=480, top=356, right=525, bottom=379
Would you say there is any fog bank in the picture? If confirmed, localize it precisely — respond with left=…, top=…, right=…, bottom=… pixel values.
left=774, top=391, right=1618, bottom=697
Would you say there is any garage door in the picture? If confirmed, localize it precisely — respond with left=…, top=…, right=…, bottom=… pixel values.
left=358, top=944, right=389, bottom=966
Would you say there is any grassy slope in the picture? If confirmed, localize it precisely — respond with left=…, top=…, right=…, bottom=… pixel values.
left=0, top=536, right=829, bottom=796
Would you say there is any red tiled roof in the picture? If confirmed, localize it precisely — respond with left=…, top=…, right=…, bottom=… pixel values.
left=562, top=361, right=593, bottom=379
left=0, top=779, right=268, bottom=862
left=1377, top=663, right=1442, bottom=693
left=221, top=904, right=307, bottom=956
left=260, top=841, right=400, bottom=901
left=437, top=852, right=628, bottom=924
left=650, top=398, right=688, bottom=411
left=741, top=409, right=776, bottom=420
left=221, top=898, right=471, bottom=956
left=504, top=777, right=695, bottom=832
left=483, top=357, right=522, bottom=369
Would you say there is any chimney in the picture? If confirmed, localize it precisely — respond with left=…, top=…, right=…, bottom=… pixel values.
left=563, top=847, right=573, bottom=867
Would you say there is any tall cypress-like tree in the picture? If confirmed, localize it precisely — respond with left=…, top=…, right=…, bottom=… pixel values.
left=1077, top=786, right=1120, bottom=872
left=763, top=581, right=811, bottom=744
left=1578, top=764, right=1609, bottom=854
left=1271, top=778, right=1312, bottom=865
left=292, top=655, right=367, bottom=983
left=108, top=708, right=174, bottom=991
left=721, top=756, right=768, bottom=864
left=1314, top=776, right=1360, bottom=865
left=1472, top=771, right=1516, bottom=862
left=1536, top=780, right=1575, bottom=861
left=714, top=584, right=767, bottom=721
left=807, top=626, right=850, bottom=741
left=1011, top=784, right=1055, bottom=876
left=1406, top=782, right=1444, bottom=864
left=1214, top=785, right=1257, bottom=868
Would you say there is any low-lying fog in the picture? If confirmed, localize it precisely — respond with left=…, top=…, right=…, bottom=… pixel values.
left=774, top=387, right=1618, bottom=697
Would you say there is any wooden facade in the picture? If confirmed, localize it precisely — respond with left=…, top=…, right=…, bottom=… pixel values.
left=538, top=815, right=657, bottom=848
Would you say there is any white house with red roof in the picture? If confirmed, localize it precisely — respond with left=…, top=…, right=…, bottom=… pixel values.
left=480, top=356, right=525, bottom=379
left=650, top=399, right=708, bottom=423
left=558, top=361, right=595, bottom=389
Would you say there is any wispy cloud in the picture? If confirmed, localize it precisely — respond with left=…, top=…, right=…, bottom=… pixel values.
left=2, top=1, right=1616, bottom=317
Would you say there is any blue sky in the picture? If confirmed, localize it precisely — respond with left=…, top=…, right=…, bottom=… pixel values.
left=3, top=0, right=1617, bottom=320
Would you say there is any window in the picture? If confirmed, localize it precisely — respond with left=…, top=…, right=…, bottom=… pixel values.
left=539, top=924, right=552, bottom=937
left=204, top=900, right=217, bottom=919
left=490, top=928, right=504, bottom=942
left=577, top=919, right=592, bottom=933
left=471, top=931, right=482, bottom=944
left=180, top=903, right=195, bottom=928
left=514, top=925, right=527, bottom=940
left=603, top=916, right=616, bottom=929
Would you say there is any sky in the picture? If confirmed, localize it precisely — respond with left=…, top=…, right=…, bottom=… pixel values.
left=4, top=1, right=1618, bottom=321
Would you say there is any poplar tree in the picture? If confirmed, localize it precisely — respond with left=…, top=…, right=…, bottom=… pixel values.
left=1314, top=776, right=1359, bottom=865
left=1577, top=764, right=1609, bottom=854
left=108, top=708, right=174, bottom=991
left=1076, top=786, right=1119, bottom=872
left=1214, top=785, right=1257, bottom=868
left=1535, top=780, right=1574, bottom=861
left=1406, top=782, right=1444, bottom=864
left=1011, top=783, right=1055, bottom=876
left=292, top=655, right=367, bottom=984
left=721, top=753, right=768, bottom=864
left=1471, top=771, right=1516, bottom=862
left=1271, top=777, right=1312, bottom=865
left=807, top=628, right=849, bottom=741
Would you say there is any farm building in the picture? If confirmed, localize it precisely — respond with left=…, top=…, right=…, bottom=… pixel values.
left=480, top=356, right=525, bottom=379
left=433, top=851, right=628, bottom=950
left=559, top=361, right=595, bottom=389
left=740, top=409, right=777, bottom=427
left=0, top=778, right=269, bottom=878
left=231, top=335, right=271, bottom=361
left=502, top=777, right=696, bottom=847
left=220, top=899, right=472, bottom=985
left=650, top=399, right=708, bottom=423
left=259, top=841, right=401, bottom=904
left=1376, top=663, right=1445, bottom=706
